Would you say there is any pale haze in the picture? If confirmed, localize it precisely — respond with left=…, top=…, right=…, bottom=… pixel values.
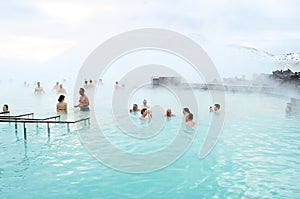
left=0, top=0, right=299, bottom=82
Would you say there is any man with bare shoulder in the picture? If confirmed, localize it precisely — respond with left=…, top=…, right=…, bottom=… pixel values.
left=74, top=88, right=90, bottom=112
left=185, top=113, right=196, bottom=126
left=34, top=82, right=45, bottom=94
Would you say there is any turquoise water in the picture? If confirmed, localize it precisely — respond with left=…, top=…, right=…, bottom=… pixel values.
left=1, top=82, right=300, bottom=198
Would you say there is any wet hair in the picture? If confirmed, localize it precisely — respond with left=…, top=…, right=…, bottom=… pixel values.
left=58, top=95, right=65, bottom=103
left=141, top=108, right=147, bottom=115
left=80, top=88, right=85, bottom=93
left=89, top=80, right=93, bottom=83
left=214, top=104, right=220, bottom=110
left=3, top=104, right=8, bottom=110
left=166, top=109, right=172, bottom=117
left=183, top=107, right=190, bottom=114
left=84, top=80, right=88, bottom=84
left=187, top=113, right=193, bottom=120
left=133, top=104, right=138, bottom=109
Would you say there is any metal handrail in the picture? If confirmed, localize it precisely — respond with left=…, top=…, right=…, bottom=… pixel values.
left=0, top=112, right=34, bottom=118
left=0, top=115, right=60, bottom=121
left=0, top=111, right=10, bottom=115
left=0, top=115, right=90, bottom=140
left=0, top=118, right=89, bottom=124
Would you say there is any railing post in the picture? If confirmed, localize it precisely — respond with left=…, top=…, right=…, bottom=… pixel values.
left=47, top=122, right=50, bottom=136
left=23, top=122, right=27, bottom=140
left=15, top=118, right=17, bottom=132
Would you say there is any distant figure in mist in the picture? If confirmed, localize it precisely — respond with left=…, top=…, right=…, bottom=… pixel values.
left=286, top=103, right=292, bottom=114
left=34, top=82, right=45, bottom=94
left=84, top=80, right=89, bottom=89
left=74, top=88, right=90, bottom=112
left=0, top=104, right=9, bottom=114
left=209, top=106, right=214, bottom=112
left=53, top=82, right=60, bottom=91
left=56, top=95, right=67, bottom=114
left=98, top=79, right=103, bottom=85
left=89, top=80, right=94, bottom=88
left=130, top=104, right=140, bottom=113
left=114, top=81, right=121, bottom=89
left=185, top=113, right=195, bottom=126
left=24, top=81, right=30, bottom=87
left=165, top=108, right=176, bottom=117
left=57, top=84, right=67, bottom=95
left=141, top=99, right=150, bottom=109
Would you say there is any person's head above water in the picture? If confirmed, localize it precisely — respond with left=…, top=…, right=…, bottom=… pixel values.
left=133, top=104, right=138, bottom=111
left=183, top=107, right=190, bottom=115
left=187, top=113, right=193, bottom=121
left=2, top=104, right=8, bottom=112
left=141, top=108, right=148, bottom=116
left=79, top=88, right=85, bottom=95
left=214, top=104, right=220, bottom=111
left=58, top=95, right=65, bottom=103
left=166, top=109, right=173, bottom=117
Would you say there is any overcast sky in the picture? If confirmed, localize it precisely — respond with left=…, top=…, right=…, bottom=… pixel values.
left=0, top=0, right=299, bottom=80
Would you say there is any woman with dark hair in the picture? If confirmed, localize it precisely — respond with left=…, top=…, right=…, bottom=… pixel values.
left=56, top=95, right=67, bottom=113
left=0, top=104, right=9, bottom=114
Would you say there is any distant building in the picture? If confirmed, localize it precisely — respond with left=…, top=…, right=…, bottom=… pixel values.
left=151, top=76, right=181, bottom=86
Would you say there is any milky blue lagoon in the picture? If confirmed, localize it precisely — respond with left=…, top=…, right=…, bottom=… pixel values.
left=0, top=81, right=300, bottom=198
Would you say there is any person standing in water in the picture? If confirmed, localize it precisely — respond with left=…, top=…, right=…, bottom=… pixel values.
left=74, top=88, right=90, bottom=112
left=34, top=82, right=45, bottom=94
left=141, top=99, right=150, bottom=109
left=56, top=95, right=67, bottom=113
left=114, top=81, right=121, bottom=89
left=53, top=82, right=60, bottom=91
left=185, top=113, right=195, bottom=126
left=57, top=84, right=67, bottom=95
